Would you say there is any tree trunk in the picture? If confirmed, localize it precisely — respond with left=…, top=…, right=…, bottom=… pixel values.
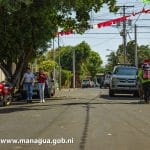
left=0, top=48, right=33, bottom=88
left=11, top=49, right=33, bottom=87
left=0, top=63, right=11, bottom=80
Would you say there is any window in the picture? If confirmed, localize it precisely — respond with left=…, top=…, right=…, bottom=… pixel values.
left=114, top=67, right=137, bottom=76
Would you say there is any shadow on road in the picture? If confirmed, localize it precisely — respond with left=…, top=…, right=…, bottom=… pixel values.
left=99, top=94, right=147, bottom=104
left=0, top=102, right=52, bottom=114
left=101, top=94, right=138, bottom=100
left=0, top=98, right=146, bottom=114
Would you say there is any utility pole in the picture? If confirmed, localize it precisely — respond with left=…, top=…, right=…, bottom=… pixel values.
left=58, top=33, right=61, bottom=90
left=73, top=48, right=76, bottom=88
left=53, top=38, right=56, bottom=85
left=134, top=24, right=138, bottom=67
left=123, top=5, right=127, bottom=64
left=118, top=5, right=134, bottom=64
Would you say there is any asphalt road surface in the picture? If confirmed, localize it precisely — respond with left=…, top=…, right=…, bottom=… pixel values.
left=0, top=88, right=150, bottom=150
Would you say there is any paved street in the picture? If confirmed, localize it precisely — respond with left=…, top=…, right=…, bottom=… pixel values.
left=0, top=88, right=150, bottom=150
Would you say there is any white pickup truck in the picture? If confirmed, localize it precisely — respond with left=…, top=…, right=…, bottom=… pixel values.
left=109, top=65, right=139, bottom=97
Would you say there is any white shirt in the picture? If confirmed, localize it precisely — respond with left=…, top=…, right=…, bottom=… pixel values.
left=23, top=72, right=34, bottom=83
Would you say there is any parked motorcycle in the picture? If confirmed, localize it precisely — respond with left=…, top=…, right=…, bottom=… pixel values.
left=0, top=81, right=14, bottom=106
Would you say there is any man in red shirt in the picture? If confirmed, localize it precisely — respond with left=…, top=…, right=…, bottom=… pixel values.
left=37, top=68, right=47, bottom=103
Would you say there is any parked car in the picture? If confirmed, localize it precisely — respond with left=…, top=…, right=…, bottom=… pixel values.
left=103, top=73, right=111, bottom=88
left=96, top=74, right=105, bottom=88
left=109, top=64, right=138, bottom=97
left=20, top=73, right=55, bottom=99
left=81, top=79, right=94, bottom=88
left=94, top=81, right=100, bottom=87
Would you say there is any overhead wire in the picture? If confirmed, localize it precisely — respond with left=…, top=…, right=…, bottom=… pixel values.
left=55, top=1, right=149, bottom=49
left=91, top=35, right=119, bottom=48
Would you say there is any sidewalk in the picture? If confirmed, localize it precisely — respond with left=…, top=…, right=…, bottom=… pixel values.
left=55, top=88, right=79, bottom=98
left=54, top=88, right=100, bottom=100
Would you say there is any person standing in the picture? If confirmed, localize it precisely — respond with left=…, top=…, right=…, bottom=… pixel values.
left=21, top=67, right=34, bottom=103
left=138, top=60, right=150, bottom=102
left=37, top=68, right=47, bottom=103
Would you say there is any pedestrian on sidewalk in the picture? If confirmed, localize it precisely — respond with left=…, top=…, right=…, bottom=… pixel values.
left=37, top=68, right=47, bottom=103
left=20, top=67, right=35, bottom=103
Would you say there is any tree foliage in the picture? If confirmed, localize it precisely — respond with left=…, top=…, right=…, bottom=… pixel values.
left=106, top=41, right=150, bottom=71
left=38, top=40, right=104, bottom=87
left=55, top=41, right=103, bottom=80
left=138, top=45, right=150, bottom=65
left=117, top=41, right=150, bottom=65
left=38, top=60, right=58, bottom=73
left=55, top=41, right=91, bottom=73
left=86, top=51, right=103, bottom=78
left=61, top=69, right=72, bottom=87
left=106, top=51, right=118, bottom=71
left=0, top=0, right=117, bottom=85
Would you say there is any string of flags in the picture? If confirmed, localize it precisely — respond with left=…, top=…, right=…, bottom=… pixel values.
left=57, top=8, right=150, bottom=36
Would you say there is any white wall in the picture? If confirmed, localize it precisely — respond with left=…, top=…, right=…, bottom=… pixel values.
left=0, top=69, right=5, bottom=81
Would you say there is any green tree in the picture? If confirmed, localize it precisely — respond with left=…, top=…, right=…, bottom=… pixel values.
left=86, top=51, right=103, bottom=78
left=117, top=41, right=150, bottom=65
left=0, top=0, right=117, bottom=85
left=58, top=41, right=91, bottom=72
left=106, top=51, right=118, bottom=71
left=117, top=40, right=136, bottom=64
left=106, top=41, right=150, bottom=69
left=38, top=60, right=58, bottom=74
left=57, top=42, right=103, bottom=82
left=138, top=45, right=150, bottom=65
left=40, top=41, right=103, bottom=86
left=61, top=69, right=72, bottom=87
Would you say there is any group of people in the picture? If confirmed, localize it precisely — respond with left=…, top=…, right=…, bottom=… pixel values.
left=20, top=67, right=47, bottom=103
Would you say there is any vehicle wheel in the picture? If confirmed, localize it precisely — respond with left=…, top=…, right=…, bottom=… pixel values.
left=109, top=89, right=114, bottom=97
left=4, top=93, right=13, bottom=106
left=144, top=97, right=149, bottom=104
left=3, top=95, right=8, bottom=106
left=1, top=101, right=5, bottom=107
left=133, top=91, right=139, bottom=97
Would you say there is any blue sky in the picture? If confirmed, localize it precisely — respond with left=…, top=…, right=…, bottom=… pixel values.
left=54, top=0, right=150, bottom=66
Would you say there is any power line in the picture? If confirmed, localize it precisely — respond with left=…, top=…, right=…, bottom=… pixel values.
left=92, top=18, right=150, bottom=21
left=91, top=35, right=118, bottom=48
left=61, top=37, right=149, bottom=39
left=61, top=32, right=150, bottom=35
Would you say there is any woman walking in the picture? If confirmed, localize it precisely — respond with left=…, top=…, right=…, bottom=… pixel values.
left=37, top=68, right=47, bottom=103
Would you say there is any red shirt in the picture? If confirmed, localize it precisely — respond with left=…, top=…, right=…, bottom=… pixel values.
left=37, top=73, right=47, bottom=83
